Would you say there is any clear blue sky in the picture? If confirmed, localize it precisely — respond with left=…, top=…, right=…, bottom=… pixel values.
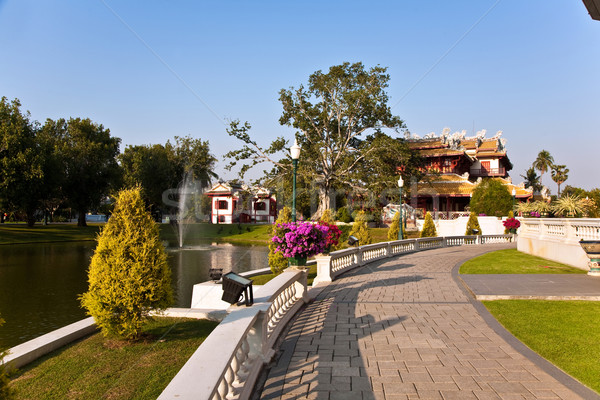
left=1, top=1, right=598, bottom=192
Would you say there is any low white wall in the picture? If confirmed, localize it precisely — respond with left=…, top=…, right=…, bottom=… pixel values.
left=517, top=218, right=600, bottom=271
left=417, top=216, right=507, bottom=236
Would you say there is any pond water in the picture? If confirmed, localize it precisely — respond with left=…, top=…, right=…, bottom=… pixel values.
left=0, top=240, right=268, bottom=349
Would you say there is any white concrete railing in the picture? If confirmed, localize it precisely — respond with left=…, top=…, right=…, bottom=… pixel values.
left=313, top=234, right=515, bottom=286
left=517, top=218, right=600, bottom=270
left=158, top=269, right=308, bottom=400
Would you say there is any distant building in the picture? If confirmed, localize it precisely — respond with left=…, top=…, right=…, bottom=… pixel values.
left=205, top=182, right=277, bottom=224
left=406, top=129, right=532, bottom=218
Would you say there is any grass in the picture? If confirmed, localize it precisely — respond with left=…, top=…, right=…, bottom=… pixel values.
left=9, top=317, right=218, bottom=400
left=459, top=249, right=586, bottom=274
left=251, top=264, right=318, bottom=286
left=483, top=300, right=600, bottom=393
left=0, top=224, right=102, bottom=245
left=158, top=223, right=273, bottom=245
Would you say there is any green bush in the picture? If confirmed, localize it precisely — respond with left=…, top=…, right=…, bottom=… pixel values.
left=387, top=211, right=406, bottom=240
left=0, top=313, right=14, bottom=399
left=349, top=211, right=372, bottom=245
left=336, top=206, right=352, bottom=223
left=465, top=212, right=482, bottom=235
left=80, top=187, right=173, bottom=340
left=470, top=179, right=513, bottom=217
left=268, top=207, right=292, bottom=275
left=420, top=212, right=437, bottom=238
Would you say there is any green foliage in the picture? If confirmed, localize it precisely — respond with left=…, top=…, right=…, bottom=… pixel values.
left=562, top=186, right=600, bottom=217
left=551, top=164, right=569, bottom=196
left=387, top=211, right=400, bottom=241
left=533, top=150, right=554, bottom=177
left=336, top=206, right=352, bottom=223
left=520, top=167, right=542, bottom=193
left=0, top=313, right=14, bottom=400
left=226, top=62, right=412, bottom=217
left=52, top=117, right=121, bottom=226
left=268, top=207, right=292, bottom=275
left=470, top=179, right=513, bottom=217
left=420, top=212, right=437, bottom=238
left=551, top=195, right=590, bottom=218
left=319, top=209, right=334, bottom=224
left=80, top=187, right=173, bottom=340
left=349, top=211, right=372, bottom=245
left=0, top=97, right=45, bottom=226
left=465, top=212, right=482, bottom=235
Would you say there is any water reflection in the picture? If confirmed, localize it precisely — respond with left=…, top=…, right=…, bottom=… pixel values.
left=0, top=240, right=267, bottom=348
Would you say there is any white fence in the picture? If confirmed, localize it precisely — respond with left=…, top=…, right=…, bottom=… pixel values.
left=313, top=234, right=514, bottom=286
left=159, top=269, right=308, bottom=400
left=517, top=218, right=600, bottom=270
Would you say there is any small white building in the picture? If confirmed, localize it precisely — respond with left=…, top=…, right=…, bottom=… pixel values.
left=205, top=182, right=277, bottom=224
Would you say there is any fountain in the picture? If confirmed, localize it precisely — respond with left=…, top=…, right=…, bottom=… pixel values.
left=172, top=171, right=199, bottom=248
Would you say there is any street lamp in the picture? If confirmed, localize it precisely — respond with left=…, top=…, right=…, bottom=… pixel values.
left=290, top=139, right=301, bottom=223
left=398, top=176, right=404, bottom=240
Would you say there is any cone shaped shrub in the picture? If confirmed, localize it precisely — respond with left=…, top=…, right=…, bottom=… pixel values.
left=465, top=212, right=482, bottom=235
left=80, top=187, right=173, bottom=340
left=269, top=206, right=292, bottom=274
left=349, top=211, right=372, bottom=245
left=420, top=212, right=437, bottom=238
left=387, top=211, right=405, bottom=241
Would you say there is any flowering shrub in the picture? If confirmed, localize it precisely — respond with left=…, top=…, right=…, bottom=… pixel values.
left=320, top=222, right=342, bottom=250
left=503, top=217, right=521, bottom=231
left=271, top=222, right=331, bottom=258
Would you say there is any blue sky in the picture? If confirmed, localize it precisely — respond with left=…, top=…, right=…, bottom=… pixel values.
left=1, top=1, right=599, bottom=191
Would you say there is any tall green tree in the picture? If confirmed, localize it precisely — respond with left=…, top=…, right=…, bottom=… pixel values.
left=533, top=150, right=554, bottom=186
left=168, top=136, right=218, bottom=187
left=80, top=187, right=172, bottom=340
left=57, top=118, right=121, bottom=226
left=470, top=179, right=513, bottom=217
left=120, top=144, right=178, bottom=216
left=520, top=167, right=542, bottom=193
left=0, top=97, right=45, bottom=226
left=349, top=210, right=372, bottom=245
left=226, top=62, right=408, bottom=218
left=465, top=212, right=482, bottom=235
left=420, top=212, right=437, bottom=238
left=551, top=164, right=569, bottom=197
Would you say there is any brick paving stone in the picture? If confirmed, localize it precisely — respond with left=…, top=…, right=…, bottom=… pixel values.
left=259, top=244, right=591, bottom=400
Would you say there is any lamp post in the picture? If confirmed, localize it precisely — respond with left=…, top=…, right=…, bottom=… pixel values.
left=398, top=176, right=404, bottom=240
left=290, top=139, right=301, bottom=223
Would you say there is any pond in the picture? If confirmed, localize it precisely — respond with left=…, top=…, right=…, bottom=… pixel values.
left=0, top=240, right=268, bottom=349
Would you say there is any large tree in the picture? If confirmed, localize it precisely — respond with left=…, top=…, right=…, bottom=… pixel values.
left=226, top=62, right=409, bottom=218
left=520, top=166, right=543, bottom=193
left=470, top=179, right=513, bottom=217
left=0, top=97, right=45, bottom=226
left=533, top=150, right=554, bottom=186
left=551, top=164, right=569, bottom=197
left=57, top=118, right=121, bottom=226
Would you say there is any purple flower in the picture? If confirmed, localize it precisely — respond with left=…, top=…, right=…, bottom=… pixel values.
left=271, top=221, right=331, bottom=258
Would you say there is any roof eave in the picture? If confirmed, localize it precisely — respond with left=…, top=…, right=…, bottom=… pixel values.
left=583, top=0, right=600, bottom=20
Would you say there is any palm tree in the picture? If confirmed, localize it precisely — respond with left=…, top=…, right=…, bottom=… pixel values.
left=551, top=164, right=569, bottom=197
left=533, top=150, right=554, bottom=187
left=520, top=167, right=542, bottom=193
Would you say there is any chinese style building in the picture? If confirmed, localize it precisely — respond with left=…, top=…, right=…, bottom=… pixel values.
left=406, top=129, right=533, bottom=218
left=205, top=182, right=277, bottom=224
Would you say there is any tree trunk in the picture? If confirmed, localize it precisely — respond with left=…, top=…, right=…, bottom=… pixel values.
left=26, top=210, right=36, bottom=227
left=314, top=184, right=332, bottom=220
left=77, top=208, right=87, bottom=227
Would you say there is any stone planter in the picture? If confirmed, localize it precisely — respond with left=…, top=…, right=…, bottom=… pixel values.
left=580, top=240, right=600, bottom=276
left=288, top=256, right=307, bottom=269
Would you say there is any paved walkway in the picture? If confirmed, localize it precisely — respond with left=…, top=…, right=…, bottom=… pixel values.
left=259, top=243, right=600, bottom=400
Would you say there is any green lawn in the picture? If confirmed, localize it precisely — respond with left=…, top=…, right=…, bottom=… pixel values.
left=9, top=317, right=218, bottom=400
left=459, top=249, right=586, bottom=274
left=0, top=224, right=102, bottom=244
left=484, top=300, right=600, bottom=393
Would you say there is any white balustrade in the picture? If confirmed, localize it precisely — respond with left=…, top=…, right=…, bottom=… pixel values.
left=517, top=218, right=600, bottom=270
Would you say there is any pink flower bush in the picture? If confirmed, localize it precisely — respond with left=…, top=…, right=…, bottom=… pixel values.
left=271, top=222, right=332, bottom=258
